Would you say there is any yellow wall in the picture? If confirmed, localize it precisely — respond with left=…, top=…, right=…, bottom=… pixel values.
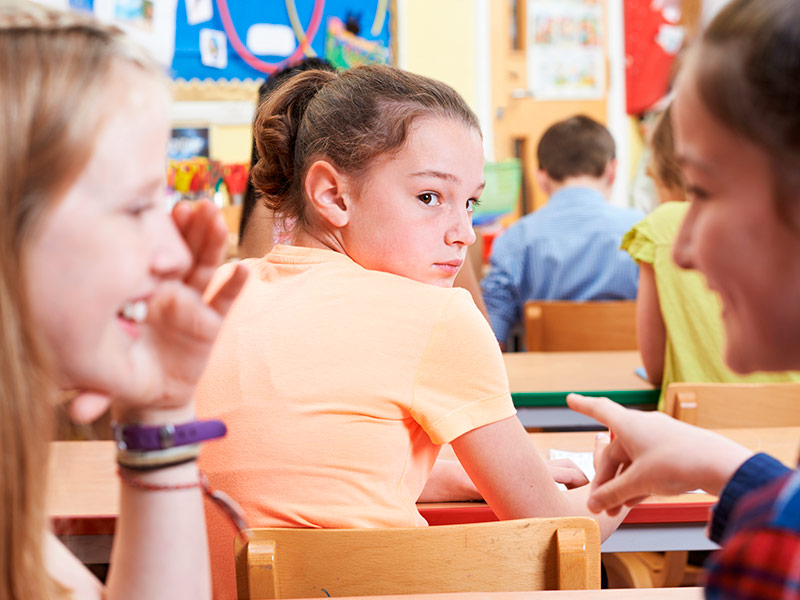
left=404, top=0, right=478, bottom=112
left=209, top=125, right=252, bottom=164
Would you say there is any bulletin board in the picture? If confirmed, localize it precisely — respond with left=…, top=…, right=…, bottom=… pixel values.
left=67, top=0, right=393, bottom=81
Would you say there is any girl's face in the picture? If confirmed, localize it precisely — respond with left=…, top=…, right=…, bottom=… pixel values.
left=672, top=70, right=800, bottom=373
left=341, top=116, right=484, bottom=287
left=25, top=64, right=191, bottom=394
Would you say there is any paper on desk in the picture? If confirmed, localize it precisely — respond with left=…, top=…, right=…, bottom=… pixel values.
left=549, top=449, right=596, bottom=491
left=549, top=449, right=705, bottom=493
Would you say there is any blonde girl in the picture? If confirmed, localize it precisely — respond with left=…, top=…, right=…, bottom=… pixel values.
left=0, top=2, right=246, bottom=597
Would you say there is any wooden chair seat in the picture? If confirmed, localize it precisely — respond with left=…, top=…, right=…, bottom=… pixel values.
left=665, top=382, right=800, bottom=427
left=234, top=517, right=601, bottom=599
left=523, top=300, right=637, bottom=352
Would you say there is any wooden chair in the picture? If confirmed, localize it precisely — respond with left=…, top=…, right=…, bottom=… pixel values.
left=665, top=382, right=800, bottom=427
left=234, top=517, right=601, bottom=599
left=523, top=301, right=637, bottom=352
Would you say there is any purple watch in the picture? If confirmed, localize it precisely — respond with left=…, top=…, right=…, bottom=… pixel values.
left=113, top=419, right=227, bottom=451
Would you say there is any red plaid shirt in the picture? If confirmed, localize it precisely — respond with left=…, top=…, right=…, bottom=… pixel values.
left=705, top=453, right=800, bottom=599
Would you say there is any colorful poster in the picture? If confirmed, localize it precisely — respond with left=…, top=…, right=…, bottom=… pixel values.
left=527, top=0, right=605, bottom=100
left=66, top=0, right=393, bottom=80
left=93, top=0, right=177, bottom=66
left=114, top=0, right=153, bottom=30
left=324, top=16, right=390, bottom=69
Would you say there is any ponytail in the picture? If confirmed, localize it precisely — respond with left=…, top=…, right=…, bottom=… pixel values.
left=251, top=69, right=336, bottom=228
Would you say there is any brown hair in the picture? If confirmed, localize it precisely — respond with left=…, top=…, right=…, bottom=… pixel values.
left=692, top=0, right=800, bottom=218
left=251, top=64, right=480, bottom=229
left=649, top=105, right=683, bottom=193
left=0, top=2, right=161, bottom=597
left=536, top=115, right=615, bottom=182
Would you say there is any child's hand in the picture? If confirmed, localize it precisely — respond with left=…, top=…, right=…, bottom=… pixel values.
left=546, top=458, right=590, bottom=489
left=69, top=201, right=248, bottom=424
left=566, top=393, right=754, bottom=516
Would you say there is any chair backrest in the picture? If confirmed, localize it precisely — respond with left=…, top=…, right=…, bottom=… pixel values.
left=523, top=301, right=637, bottom=352
left=665, top=382, right=800, bottom=427
left=234, top=517, right=601, bottom=599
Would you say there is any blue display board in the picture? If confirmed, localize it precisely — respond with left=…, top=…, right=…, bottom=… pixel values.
left=171, top=0, right=392, bottom=80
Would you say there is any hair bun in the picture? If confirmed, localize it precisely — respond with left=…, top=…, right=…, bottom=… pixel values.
left=251, top=69, right=337, bottom=220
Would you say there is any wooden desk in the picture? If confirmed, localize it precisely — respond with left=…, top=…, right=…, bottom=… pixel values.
left=48, top=429, right=799, bottom=561
left=325, top=590, right=704, bottom=600
left=504, top=351, right=658, bottom=428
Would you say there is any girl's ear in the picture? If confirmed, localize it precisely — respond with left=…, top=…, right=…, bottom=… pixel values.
left=304, top=160, right=351, bottom=228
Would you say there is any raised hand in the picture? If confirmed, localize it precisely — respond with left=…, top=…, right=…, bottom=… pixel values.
left=69, top=201, right=248, bottom=423
left=566, top=393, right=754, bottom=515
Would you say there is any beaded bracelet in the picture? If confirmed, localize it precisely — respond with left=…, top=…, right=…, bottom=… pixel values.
left=117, top=444, right=201, bottom=471
left=117, top=468, right=248, bottom=531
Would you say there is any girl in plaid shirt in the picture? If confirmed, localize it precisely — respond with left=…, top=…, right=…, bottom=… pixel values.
left=567, top=0, right=800, bottom=597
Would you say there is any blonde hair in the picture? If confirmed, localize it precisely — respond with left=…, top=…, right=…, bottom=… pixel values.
left=0, top=2, right=162, bottom=597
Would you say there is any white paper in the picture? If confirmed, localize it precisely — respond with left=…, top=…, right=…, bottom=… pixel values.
left=247, top=23, right=296, bottom=57
left=199, top=28, right=228, bottom=69
left=185, top=0, right=212, bottom=26
left=550, top=449, right=596, bottom=490
left=549, top=449, right=705, bottom=494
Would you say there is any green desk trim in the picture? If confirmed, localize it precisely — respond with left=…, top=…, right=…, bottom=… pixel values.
left=512, top=389, right=660, bottom=408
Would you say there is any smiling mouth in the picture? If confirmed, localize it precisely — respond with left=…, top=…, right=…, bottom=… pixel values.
left=118, top=299, right=148, bottom=324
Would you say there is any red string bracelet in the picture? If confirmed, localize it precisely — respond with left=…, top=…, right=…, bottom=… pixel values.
left=117, top=468, right=248, bottom=531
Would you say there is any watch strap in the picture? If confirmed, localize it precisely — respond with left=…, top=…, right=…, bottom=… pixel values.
left=114, top=419, right=226, bottom=451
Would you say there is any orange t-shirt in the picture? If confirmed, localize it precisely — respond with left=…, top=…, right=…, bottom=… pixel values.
left=197, top=245, right=515, bottom=599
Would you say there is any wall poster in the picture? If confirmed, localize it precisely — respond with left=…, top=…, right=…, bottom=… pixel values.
left=526, top=0, right=605, bottom=100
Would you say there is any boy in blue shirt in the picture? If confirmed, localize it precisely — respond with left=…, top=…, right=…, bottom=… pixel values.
left=481, top=115, right=643, bottom=349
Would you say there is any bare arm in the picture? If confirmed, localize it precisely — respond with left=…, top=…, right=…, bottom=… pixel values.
left=106, top=406, right=210, bottom=600
left=419, top=458, right=483, bottom=502
left=636, top=263, right=666, bottom=386
left=450, top=416, right=626, bottom=540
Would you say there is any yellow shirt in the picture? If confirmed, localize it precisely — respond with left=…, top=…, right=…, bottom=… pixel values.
left=197, top=245, right=515, bottom=599
left=622, top=202, right=800, bottom=409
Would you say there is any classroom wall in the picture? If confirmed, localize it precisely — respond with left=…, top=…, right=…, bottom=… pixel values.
left=175, top=1, right=488, bottom=165
left=402, top=0, right=479, bottom=112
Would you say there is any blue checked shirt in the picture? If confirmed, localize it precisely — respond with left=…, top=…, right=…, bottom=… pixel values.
left=704, top=453, right=800, bottom=599
left=481, top=187, right=644, bottom=344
